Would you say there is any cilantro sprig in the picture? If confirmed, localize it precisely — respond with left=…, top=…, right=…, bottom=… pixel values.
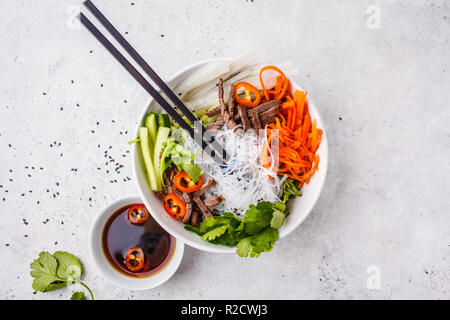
left=30, top=251, right=94, bottom=300
left=186, top=201, right=287, bottom=257
left=185, top=178, right=302, bottom=257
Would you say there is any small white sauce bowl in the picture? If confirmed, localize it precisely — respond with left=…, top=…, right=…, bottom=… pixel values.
left=89, top=195, right=184, bottom=290
left=132, top=58, right=328, bottom=253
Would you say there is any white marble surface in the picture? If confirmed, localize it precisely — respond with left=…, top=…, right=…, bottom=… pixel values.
left=1, top=0, right=449, bottom=300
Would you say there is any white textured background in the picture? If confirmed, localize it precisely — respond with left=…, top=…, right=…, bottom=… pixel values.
left=1, top=0, right=449, bottom=300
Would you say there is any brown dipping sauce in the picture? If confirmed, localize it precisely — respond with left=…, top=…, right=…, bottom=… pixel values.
left=102, top=203, right=175, bottom=278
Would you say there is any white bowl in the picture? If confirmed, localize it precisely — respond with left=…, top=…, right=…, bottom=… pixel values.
left=89, top=195, right=184, bottom=290
left=132, top=58, right=328, bottom=253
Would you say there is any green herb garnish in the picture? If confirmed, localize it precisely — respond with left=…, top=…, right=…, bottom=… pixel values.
left=30, top=251, right=94, bottom=300
left=281, top=178, right=302, bottom=203
left=185, top=201, right=287, bottom=257
left=71, top=292, right=87, bottom=300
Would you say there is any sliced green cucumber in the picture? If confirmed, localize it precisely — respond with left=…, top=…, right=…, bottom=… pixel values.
left=153, top=127, right=171, bottom=186
left=145, top=113, right=158, bottom=145
left=158, top=114, right=171, bottom=128
left=139, top=127, right=161, bottom=191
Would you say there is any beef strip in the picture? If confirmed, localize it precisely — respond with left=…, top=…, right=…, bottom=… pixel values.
left=253, top=99, right=280, bottom=114
left=163, top=171, right=174, bottom=194
left=206, top=106, right=221, bottom=117
left=182, top=193, right=193, bottom=223
left=237, top=104, right=251, bottom=131
left=190, top=210, right=200, bottom=227
left=218, top=78, right=227, bottom=117
left=259, top=104, right=281, bottom=126
left=218, top=79, right=243, bottom=135
left=193, top=196, right=212, bottom=220
left=193, top=179, right=216, bottom=197
left=227, top=84, right=235, bottom=117
left=203, top=195, right=225, bottom=211
left=249, top=109, right=262, bottom=131
left=259, top=104, right=280, bottom=120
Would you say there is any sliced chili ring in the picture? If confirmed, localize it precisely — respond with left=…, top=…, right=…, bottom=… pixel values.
left=173, top=171, right=204, bottom=193
left=125, top=246, right=145, bottom=272
left=234, top=82, right=262, bottom=107
left=127, top=204, right=150, bottom=224
left=163, top=193, right=187, bottom=220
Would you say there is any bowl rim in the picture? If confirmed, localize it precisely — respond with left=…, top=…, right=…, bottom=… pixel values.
left=132, top=57, right=328, bottom=252
left=89, top=195, right=185, bottom=290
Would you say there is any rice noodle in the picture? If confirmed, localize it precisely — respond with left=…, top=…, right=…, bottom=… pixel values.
left=180, top=127, right=282, bottom=216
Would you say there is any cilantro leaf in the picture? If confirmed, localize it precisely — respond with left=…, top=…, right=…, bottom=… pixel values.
left=30, top=252, right=63, bottom=292
left=244, top=202, right=273, bottom=234
left=30, top=251, right=94, bottom=300
left=270, top=209, right=286, bottom=229
left=236, top=238, right=254, bottom=257
left=201, top=225, right=229, bottom=241
left=71, top=292, right=86, bottom=300
left=53, top=251, right=82, bottom=281
left=184, top=225, right=202, bottom=235
left=251, top=227, right=278, bottom=253
left=273, top=201, right=286, bottom=212
left=199, top=215, right=235, bottom=233
left=236, top=228, right=279, bottom=258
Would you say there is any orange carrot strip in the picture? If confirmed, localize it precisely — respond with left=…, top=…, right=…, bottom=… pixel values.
left=258, top=66, right=322, bottom=184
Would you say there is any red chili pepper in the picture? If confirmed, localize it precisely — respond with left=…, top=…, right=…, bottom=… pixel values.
left=234, top=82, right=262, bottom=107
left=125, top=246, right=145, bottom=272
left=163, top=193, right=187, bottom=220
left=173, top=171, right=204, bottom=193
left=127, top=204, right=150, bottom=224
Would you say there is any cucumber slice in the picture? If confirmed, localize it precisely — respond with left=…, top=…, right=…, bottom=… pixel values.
left=145, top=113, right=158, bottom=145
left=158, top=114, right=171, bottom=128
left=153, top=127, right=171, bottom=185
left=139, top=127, right=161, bottom=191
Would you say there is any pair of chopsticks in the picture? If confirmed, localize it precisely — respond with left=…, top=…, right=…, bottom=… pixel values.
left=79, top=0, right=227, bottom=164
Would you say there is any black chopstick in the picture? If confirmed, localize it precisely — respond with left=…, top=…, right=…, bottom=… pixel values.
left=79, top=13, right=219, bottom=161
left=79, top=13, right=224, bottom=163
left=82, top=0, right=227, bottom=163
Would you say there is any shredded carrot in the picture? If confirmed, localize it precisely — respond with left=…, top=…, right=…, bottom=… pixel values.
left=259, top=65, right=323, bottom=186
left=259, top=65, right=289, bottom=101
